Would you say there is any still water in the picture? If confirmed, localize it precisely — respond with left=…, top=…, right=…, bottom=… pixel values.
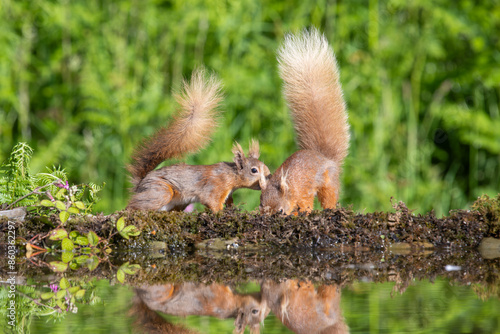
left=3, top=247, right=499, bottom=334
left=26, top=278, right=500, bottom=333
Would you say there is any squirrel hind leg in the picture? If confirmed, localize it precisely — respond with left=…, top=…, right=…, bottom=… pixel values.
left=317, top=170, right=339, bottom=210
left=127, top=180, right=175, bottom=211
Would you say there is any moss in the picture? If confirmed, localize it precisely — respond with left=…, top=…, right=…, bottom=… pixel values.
left=4, top=197, right=500, bottom=250
left=471, top=194, right=500, bottom=237
left=1, top=196, right=499, bottom=293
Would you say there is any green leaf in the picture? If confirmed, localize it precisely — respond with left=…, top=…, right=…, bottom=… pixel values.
left=49, top=261, right=68, bottom=272
left=69, top=231, right=79, bottom=239
left=128, top=229, right=141, bottom=237
left=74, top=236, right=89, bottom=246
left=122, top=225, right=140, bottom=236
left=87, top=256, right=99, bottom=271
left=75, top=289, right=86, bottom=299
left=55, top=200, right=66, bottom=211
left=61, top=238, right=75, bottom=251
left=116, top=217, right=125, bottom=232
left=74, top=201, right=85, bottom=210
left=67, top=206, right=80, bottom=214
left=74, top=255, right=90, bottom=264
left=87, top=231, right=99, bottom=246
left=116, top=269, right=125, bottom=283
left=119, top=230, right=130, bottom=240
left=49, top=228, right=68, bottom=241
left=56, top=289, right=67, bottom=300
left=55, top=188, right=66, bottom=200
left=59, top=210, right=70, bottom=223
left=59, top=277, right=70, bottom=289
left=122, top=264, right=140, bottom=275
left=41, top=292, right=54, bottom=300
left=129, top=264, right=141, bottom=271
left=68, top=286, right=80, bottom=295
left=56, top=299, right=66, bottom=310
left=61, top=251, right=74, bottom=263
left=40, top=199, right=54, bottom=207
left=69, top=262, right=79, bottom=270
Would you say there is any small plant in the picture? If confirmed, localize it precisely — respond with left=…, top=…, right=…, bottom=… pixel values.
left=116, top=261, right=141, bottom=284
left=1, top=277, right=101, bottom=333
left=0, top=142, right=103, bottom=213
left=1, top=142, right=142, bottom=284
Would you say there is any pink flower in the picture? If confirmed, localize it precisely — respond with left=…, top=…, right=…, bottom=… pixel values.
left=55, top=180, right=69, bottom=190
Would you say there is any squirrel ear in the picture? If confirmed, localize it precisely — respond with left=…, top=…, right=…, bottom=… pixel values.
left=248, top=139, right=260, bottom=159
left=232, top=142, right=246, bottom=170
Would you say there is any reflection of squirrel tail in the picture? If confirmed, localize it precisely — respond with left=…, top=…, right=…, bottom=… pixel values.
left=128, top=68, right=223, bottom=186
left=278, top=28, right=350, bottom=164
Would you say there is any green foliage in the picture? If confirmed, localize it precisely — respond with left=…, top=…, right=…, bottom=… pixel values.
left=116, top=216, right=141, bottom=240
left=0, top=142, right=142, bottom=286
left=0, top=142, right=37, bottom=206
left=0, top=279, right=100, bottom=334
left=1, top=1, right=499, bottom=215
left=0, top=142, right=103, bottom=214
left=116, top=261, right=141, bottom=284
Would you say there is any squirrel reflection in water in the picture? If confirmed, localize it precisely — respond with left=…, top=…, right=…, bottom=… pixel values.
left=261, top=280, right=349, bottom=334
left=131, top=283, right=268, bottom=334
left=130, top=280, right=348, bottom=334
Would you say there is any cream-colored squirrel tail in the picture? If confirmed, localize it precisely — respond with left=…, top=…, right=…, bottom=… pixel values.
left=278, top=27, right=350, bottom=164
left=128, top=68, right=223, bottom=185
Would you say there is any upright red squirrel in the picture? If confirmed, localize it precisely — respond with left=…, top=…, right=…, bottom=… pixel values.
left=127, top=68, right=270, bottom=212
left=260, top=28, right=350, bottom=214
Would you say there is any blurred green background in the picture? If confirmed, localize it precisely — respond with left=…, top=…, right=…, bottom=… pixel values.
left=1, top=0, right=499, bottom=215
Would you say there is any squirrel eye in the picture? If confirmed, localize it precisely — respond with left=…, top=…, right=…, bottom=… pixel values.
left=251, top=167, right=258, bottom=174
left=278, top=208, right=284, bottom=214
left=252, top=309, right=259, bottom=314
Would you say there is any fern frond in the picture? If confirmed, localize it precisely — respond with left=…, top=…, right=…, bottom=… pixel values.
left=6, top=142, right=33, bottom=179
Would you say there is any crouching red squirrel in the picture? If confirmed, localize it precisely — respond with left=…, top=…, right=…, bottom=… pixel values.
left=127, top=68, right=270, bottom=212
left=260, top=28, right=350, bottom=214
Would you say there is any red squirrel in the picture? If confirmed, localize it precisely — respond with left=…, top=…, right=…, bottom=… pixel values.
left=127, top=68, right=270, bottom=212
left=260, top=28, right=350, bottom=214
left=134, top=283, right=269, bottom=334
left=261, top=280, right=348, bottom=334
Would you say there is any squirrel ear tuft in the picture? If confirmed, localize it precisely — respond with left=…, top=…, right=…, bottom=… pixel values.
left=232, top=142, right=246, bottom=170
left=248, top=139, right=260, bottom=159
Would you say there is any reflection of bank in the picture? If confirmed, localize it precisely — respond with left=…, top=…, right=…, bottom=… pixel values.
left=131, top=281, right=348, bottom=334
left=132, top=283, right=269, bottom=333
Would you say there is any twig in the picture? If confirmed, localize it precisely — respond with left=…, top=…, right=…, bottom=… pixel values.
left=15, top=290, right=60, bottom=312
left=6, top=183, right=54, bottom=210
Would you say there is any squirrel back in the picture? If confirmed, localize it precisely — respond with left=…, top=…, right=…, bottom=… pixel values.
left=278, top=28, right=349, bottom=164
left=128, top=68, right=223, bottom=187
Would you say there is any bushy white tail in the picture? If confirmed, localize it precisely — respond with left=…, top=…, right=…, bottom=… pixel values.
left=128, top=68, right=223, bottom=185
left=278, top=28, right=350, bottom=164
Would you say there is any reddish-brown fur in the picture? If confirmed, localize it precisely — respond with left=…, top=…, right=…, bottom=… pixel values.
left=127, top=68, right=270, bottom=211
left=129, top=295, right=198, bottom=334
left=260, top=28, right=349, bottom=215
left=135, top=283, right=270, bottom=334
left=261, top=280, right=349, bottom=334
